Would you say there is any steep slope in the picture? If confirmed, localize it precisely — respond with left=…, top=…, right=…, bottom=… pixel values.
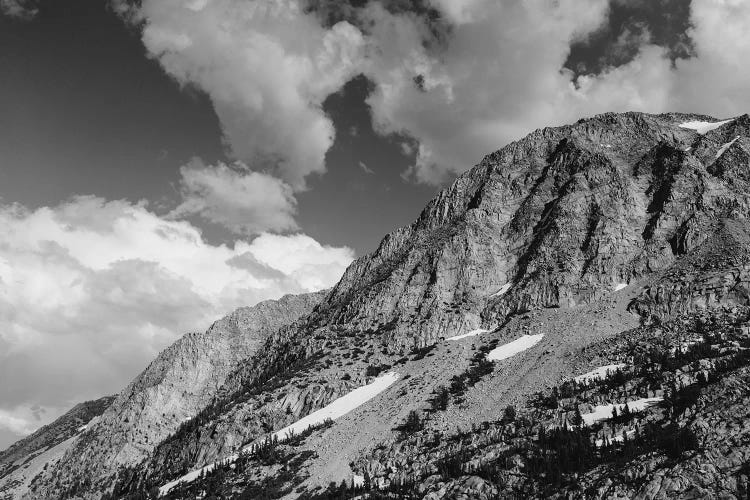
left=338, top=307, right=750, bottom=500
left=22, top=291, right=325, bottom=499
left=315, top=112, right=750, bottom=348
left=0, top=397, right=113, bottom=500
left=630, top=218, right=750, bottom=321
left=21, top=111, right=750, bottom=499
left=101, top=111, right=750, bottom=498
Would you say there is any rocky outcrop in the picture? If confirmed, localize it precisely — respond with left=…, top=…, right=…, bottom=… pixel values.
left=629, top=219, right=750, bottom=321
left=24, top=291, right=325, bottom=498
left=314, top=112, right=750, bottom=349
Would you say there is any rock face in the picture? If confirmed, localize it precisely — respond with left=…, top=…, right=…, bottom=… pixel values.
left=316, top=112, right=750, bottom=349
left=23, top=291, right=325, bottom=498
left=630, top=219, right=750, bottom=321
left=10, top=111, right=750, bottom=499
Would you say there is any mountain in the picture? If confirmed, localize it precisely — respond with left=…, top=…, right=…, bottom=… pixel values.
left=0, top=397, right=114, bottom=500
left=6, top=111, right=750, bottom=499
left=0, top=291, right=325, bottom=499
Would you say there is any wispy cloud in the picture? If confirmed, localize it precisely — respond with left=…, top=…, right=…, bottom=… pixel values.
left=169, top=160, right=299, bottom=235
left=358, top=161, right=374, bottom=175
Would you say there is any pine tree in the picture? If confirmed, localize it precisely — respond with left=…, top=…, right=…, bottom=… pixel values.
left=503, top=405, right=516, bottom=423
left=572, top=404, right=583, bottom=428
left=363, top=470, right=372, bottom=491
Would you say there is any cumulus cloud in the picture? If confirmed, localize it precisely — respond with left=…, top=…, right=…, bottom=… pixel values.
left=666, top=0, right=750, bottom=115
left=361, top=0, right=614, bottom=183
left=0, top=0, right=37, bottom=19
left=112, top=0, right=750, bottom=188
left=118, top=0, right=365, bottom=190
left=0, top=196, right=353, bottom=440
left=0, top=407, right=39, bottom=436
left=362, top=0, right=750, bottom=183
left=170, top=160, right=298, bottom=235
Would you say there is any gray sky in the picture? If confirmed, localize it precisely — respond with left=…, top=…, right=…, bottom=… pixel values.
left=3, top=0, right=750, bottom=449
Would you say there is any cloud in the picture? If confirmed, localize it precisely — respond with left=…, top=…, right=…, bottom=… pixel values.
left=0, top=0, right=37, bottom=19
left=0, top=407, right=39, bottom=436
left=358, top=161, right=374, bottom=175
left=118, top=0, right=365, bottom=190
left=170, top=160, right=298, bottom=235
left=361, top=0, right=750, bottom=183
left=361, top=0, right=614, bottom=184
left=665, top=0, right=750, bottom=115
left=0, top=196, right=353, bottom=439
left=114, top=0, right=750, bottom=188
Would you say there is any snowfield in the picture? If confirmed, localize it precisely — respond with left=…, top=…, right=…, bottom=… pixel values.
left=614, top=283, right=628, bottom=292
left=491, top=283, right=512, bottom=297
left=574, top=363, right=627, bottom=384
left=487, top=334, right=544, bottom=361
left=679, top=119, right=733, bottom=135
left=715, top=137, right=739, bottom=159
left=159, top=372, right=399, bottom=496
left=447, top=328, right=490, bottom=341
left=581, top=398, right=663, bottom=426
left=272, top=372, right=399, bottom=440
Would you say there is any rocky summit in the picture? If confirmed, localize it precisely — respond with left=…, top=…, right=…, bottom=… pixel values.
left=3, top=111, right=750, bottom=499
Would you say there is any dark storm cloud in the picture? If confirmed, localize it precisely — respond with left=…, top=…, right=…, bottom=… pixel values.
left=566, top=0, right=694, bottom=77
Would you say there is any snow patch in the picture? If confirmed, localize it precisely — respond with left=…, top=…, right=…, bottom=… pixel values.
left=491, top=283, right=512, bottom=297
left=715, top=137, right=739, bottom=159
left=595, top=429, right=635, bottom=447
left=573, top=363, right=627, bottom=384
left=487, top=334, right=544, bottom=361
left=671, top=339, right=700, bottom=355
left=581, top=398, right=662, bottom=426
left=613, top=283, right=628, bottom=292
left=679, top=119, right=733, bottom=135
left=272, top=372, right=399, bottom=440
left=447, top=328, right=489, bottom=341
left=159, top=372, right=399, bottom=496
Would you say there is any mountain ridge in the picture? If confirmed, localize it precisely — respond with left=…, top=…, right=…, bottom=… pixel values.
left=6, top=110, right=750, bottom=499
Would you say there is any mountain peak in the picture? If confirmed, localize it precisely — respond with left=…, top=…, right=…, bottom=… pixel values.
left=7, top=111, right=750, bottom=500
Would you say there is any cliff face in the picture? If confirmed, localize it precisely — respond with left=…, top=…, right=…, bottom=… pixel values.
left=23, top=291, right=325, bottom=498
left=629, top=219, right=750, bottom=321
left=316, top=112, right=750, bottom=347
left=13, top=111, right=750, bottom=499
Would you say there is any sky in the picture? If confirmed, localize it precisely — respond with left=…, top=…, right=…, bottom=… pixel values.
left=1, top=0, right=750, bottom=449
